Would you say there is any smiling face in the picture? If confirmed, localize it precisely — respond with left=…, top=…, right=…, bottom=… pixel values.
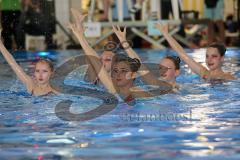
left=111, top=61, right=135, bottom=87
left=101, top=51, right=114, bottom=73
left=159, top=58, right=180, bottom=82
left=34, top=62, right=53, bottom=85
left=205, top=47, right=224, bottom=71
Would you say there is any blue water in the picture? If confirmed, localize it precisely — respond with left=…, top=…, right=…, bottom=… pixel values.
left=0, top=49, right=240, bottom=160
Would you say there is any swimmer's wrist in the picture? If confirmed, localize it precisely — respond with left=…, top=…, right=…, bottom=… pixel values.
left=121, top=40, right=133, bottom=50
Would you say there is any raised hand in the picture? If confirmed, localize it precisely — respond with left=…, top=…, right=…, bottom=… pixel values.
left=68, top=8, right=87, bottom=35
left=155, top=23, right=169, bottom=35
left=112, top=25, right=127, bottom=42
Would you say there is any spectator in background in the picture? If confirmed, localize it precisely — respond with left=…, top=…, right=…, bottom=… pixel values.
left=17, top=0, right=55, bottom=50
left=225, top=14, right=238, bottom=33
left=161, top=0, right=174, bottom=19
left=225, top=14, right=239, bottom=46
left=160, top=0, right=186, bottom=47
left=204, top=0, right=225, bottom=43
left=98, top=0, right=112, bottom=21
left=0, top=0, right=22, bottom=50
left=129, top=0, right=145, bottom=14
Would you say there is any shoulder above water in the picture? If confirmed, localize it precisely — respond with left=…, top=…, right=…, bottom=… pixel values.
left=200, top=68, right=236, bottom=81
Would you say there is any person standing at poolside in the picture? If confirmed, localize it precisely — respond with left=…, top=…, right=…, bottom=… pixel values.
left=0, top=0, right=23, bottom=50
left=204, top=0, right=225, bottom=44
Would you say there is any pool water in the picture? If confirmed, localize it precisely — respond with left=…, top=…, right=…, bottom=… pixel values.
left=0, top=49, right=240, bottom=160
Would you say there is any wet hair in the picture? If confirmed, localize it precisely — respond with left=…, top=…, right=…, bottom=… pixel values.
left=36, top=58, right=54, bottom=72
left=165, top=56, right=181, bottom=70
left=208, top=43, right=226, bottom=57
left=112, top=54, right=141, bottom=72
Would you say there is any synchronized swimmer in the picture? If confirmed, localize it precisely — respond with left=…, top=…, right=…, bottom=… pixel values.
left=69, top=9, right=172, bottom=103
left=0, top=40, right=58, bottom=96
left=155, top=23, right=236, bottom=81
left=112, top=25, right=181, bottom=89
left=0, top=8, right=236, bottom=102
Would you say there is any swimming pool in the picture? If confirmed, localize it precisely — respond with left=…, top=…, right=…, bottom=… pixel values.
left=0, top=48, right=240, bottom=159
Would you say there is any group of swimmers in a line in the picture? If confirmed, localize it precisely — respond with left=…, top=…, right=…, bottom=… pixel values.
left=0, top=9, right=236, bottom=103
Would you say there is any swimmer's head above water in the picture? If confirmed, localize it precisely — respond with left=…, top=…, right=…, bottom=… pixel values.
left=34, top=58, right=54, bottom=85
left=205, top=43, right=226, bottom=71
left=100, top=40, right=133, bottom=73
left=111, top=54, right=141, bottom=87
left=159, top=56, right=181, bottom=83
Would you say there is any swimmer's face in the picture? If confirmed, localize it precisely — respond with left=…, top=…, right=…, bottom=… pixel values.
left=206, top=47, right=224, bottom=71
left=101, top=51, right=114, bottom=73
left=111, top=61, right=135, bottom=87
left=159, top=58, right=179, bottom=82
left=34, top=62, right=53, bottom=85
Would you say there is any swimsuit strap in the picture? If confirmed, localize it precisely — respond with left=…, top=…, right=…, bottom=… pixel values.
left=94, top=78, right=100, bottom=85
left=202, top=74, right=209, bottom=80
left=124, top=94, right=135, bottom=103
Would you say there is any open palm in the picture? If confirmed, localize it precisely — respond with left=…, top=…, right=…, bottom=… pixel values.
left=112, top=25, right=127, bottom=41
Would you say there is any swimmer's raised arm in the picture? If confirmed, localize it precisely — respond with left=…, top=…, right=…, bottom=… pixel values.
left=0, top=40, right=32, bottom=86
left=155, top=23, right=209, bottom=77
left=112, top=25, right=172, bottom=89
left=69, top=8, right=117, bottom=94
left=112, top=26, right=141, bottom=60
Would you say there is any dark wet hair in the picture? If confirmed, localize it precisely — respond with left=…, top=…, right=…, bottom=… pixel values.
left=165, top=56, right=181, bottom=70
left=208, top=43, right=226, bottom=57
left=36, top=58, right=54, bottom=72
left=112, top=54, right=141, bottom=72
